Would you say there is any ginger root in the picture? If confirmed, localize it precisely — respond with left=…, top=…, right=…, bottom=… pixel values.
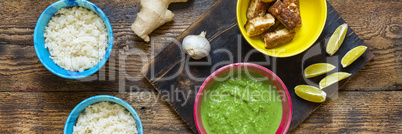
left=131, top=0, right=188, bottom=42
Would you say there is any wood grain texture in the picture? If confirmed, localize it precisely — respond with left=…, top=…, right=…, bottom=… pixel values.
left=0, top=0, right=218, bottom=92
left=0, top=91, right=399, bottom=133
left=327, top=0, right=402, bottom=91
left=0, top=0, right=400, bottom=133
left=143, top=0, right=376, bottom=132
left=0, top=91, right=192, bottom=133
left=0, top=0, right=399, bottom=92
left=291, top=91, right=402, bottom=134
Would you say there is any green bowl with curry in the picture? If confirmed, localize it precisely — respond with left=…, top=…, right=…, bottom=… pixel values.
left=194, top=63, right=292, bottom=134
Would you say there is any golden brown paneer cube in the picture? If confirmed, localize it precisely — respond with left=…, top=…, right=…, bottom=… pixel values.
left=268, top=0, right=301, bottom=30
left=245, top=13, right=276, bottom=37
left=262, top=28, right=296, bottom=48
left=283, top=0, right=302, bottom=26
left=266, top=19, right=281, bottom=33
left=246, top=0, right=269, bottom=19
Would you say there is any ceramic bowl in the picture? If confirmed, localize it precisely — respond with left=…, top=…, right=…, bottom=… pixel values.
left=194, top=63, right=292, bottom=134
left=33, top=0, right=113, bottom=79
left=64, top=95, right=143, bottom=134
left=237, top=0, right=327, bottom=57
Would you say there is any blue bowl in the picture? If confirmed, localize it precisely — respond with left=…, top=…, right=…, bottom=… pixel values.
left=33, top=0, right=113, bottom=79
left=64, top=95, right=143, bottom=134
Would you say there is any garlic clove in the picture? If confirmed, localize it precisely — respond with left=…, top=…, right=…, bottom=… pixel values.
left=182, top=31, right=211, bottom=60
left=190, top=48, right=209, bottom=60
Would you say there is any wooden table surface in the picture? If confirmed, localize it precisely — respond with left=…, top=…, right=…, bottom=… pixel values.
left=0, top=0, right=400, bottom=133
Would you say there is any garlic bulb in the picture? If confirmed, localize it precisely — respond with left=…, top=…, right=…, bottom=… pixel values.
left=182, top=31, right=210, bottom=60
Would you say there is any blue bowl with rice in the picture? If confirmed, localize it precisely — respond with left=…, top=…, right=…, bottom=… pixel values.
left=64, top=95, right=143, bottom=134
left=33, top=0, right=113, bottom=79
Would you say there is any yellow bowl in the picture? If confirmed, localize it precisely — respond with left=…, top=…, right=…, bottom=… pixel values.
left=237, top=0, right=327, bottom=57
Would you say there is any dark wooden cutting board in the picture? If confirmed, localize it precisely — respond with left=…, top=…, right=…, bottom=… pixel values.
left=142, top=0, right=374, bottom=133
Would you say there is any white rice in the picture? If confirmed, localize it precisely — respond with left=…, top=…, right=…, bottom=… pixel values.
left=44, top=6, right=107, bottom=72
left=73, top=101, right=138, bottom=134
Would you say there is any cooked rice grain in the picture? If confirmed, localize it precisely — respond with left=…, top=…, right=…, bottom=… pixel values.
left=73, top=101, right=138, bottom=134
left=44, top=7, right=107, bottom=72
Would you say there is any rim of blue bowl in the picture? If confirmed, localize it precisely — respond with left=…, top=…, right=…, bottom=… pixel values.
left=33, top=0, right=113, bottom=79
left=64, top=95, right=143, bottom=134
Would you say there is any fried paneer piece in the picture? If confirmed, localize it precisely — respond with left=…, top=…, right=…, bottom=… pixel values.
left=262, top=28, right=296, bottom=48
left=245, top=13, right=276, bottom=37
left=283, top=0, right=302, bottom=26
left=246, top=0, right=269, bottom=19
left=268, top=0, right=300, bottom=30
left=266, top=19, right=281, bottom=33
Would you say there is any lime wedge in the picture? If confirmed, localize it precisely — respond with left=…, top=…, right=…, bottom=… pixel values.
left=295, top=85, right=326, bottom=103
left=341, top=46, right=367, bottom=68
left=319, top=72, right=351, bottom=89
left=326, top=23, right=348, bottom=56
left=304, top=63, right=336, bottom=78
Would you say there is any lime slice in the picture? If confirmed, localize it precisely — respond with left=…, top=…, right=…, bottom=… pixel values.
left=304, top=63, right=336, bottom=78
left=319, top=72, right=351, bottom=89
left=295, top=85, right=326, bottom=103
left=341, top=46, right=367, bottom=68
left=326, top=23, right=348, bottom=56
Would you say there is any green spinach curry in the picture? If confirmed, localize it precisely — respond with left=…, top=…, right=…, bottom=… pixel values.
left=201, top=70, right=282, bottom=134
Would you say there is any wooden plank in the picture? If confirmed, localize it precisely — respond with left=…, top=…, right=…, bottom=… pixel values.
left=0, top=0, right=400, bottom=92
left=143, top=0, right=240, bottom=132
left=0, top=0, right=218, bottom=92
left=0, top=0, right=399, bottom=133
left=327, top=0, right=402, bottom=91
left=0, top=91, right=192, bottom=133
left=0, top=91, right=399, bottom=133
left=291, top=91, right=402, bottom=133
left=142, top=0, right=381, bottom=133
